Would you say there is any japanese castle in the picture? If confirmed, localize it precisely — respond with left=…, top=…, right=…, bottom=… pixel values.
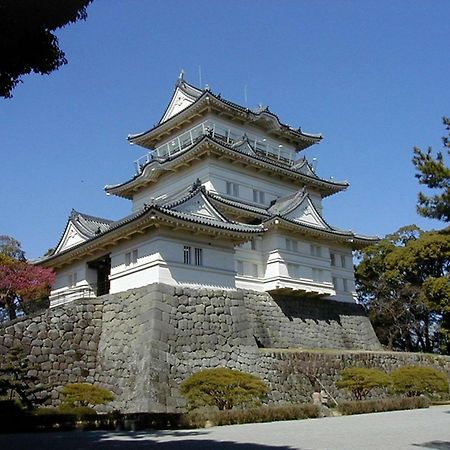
left=40, top=73, right=377, bottom=307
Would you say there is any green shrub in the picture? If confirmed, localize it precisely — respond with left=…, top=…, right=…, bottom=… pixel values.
left=336, top=367, right=391, bottom=400
left=180, top=368, right=268, bottom=411
left=184, top=404, right=320, bottom=428
left=338, top=396, right=430, bottom=415
left=391, top=366, right=449, bottom=397
left=60, top=383, right=114, bottom=409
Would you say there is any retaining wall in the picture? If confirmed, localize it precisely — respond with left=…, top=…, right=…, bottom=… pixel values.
left=0, top=284, right=448, bottom=412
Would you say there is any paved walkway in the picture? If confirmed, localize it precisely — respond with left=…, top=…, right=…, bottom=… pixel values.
left=1, top=405, right=449, bottom=450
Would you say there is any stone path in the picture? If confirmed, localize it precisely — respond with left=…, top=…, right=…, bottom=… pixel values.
left=1, top=405, right=449, bottom=449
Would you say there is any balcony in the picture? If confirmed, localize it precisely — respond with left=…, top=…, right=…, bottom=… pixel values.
left=133, top=120, right=299, bottom=174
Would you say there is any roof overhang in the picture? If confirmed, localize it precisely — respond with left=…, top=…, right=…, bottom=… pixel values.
left=128, top=91, right=322, bottom=151
left=106, top=136, right=348, bottom=199
left=39, top=206, right=263, bottom=270
left=264, top=217, right=379, bottom=249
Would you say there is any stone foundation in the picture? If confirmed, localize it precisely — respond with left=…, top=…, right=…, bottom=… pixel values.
left=0, top=284, right=448, bottom=412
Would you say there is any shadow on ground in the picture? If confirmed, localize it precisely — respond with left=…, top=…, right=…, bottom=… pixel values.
left=0, top=430, right=299, bottom=450
left=413, top=442, right=450, bottom=450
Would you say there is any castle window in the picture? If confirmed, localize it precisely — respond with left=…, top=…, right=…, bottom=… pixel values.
left=312, top=268, right=323, bottom=282
left=253, top=189, right=265, bottom=204
left=332, top=276, right=339, bottom=290
left=341, top=255, right=347, bottom=268
left=343, top=278, right=349, bottom=292
left=287, top=263, right=301, bottom=279
left=183, top=246, right=192, bottom=264
left=286, top=238, right=298, bottom=252
left=226, top=181, right=239, bottom=197
left=68, top=272, right=77, bottom=287
left=236, top=260, right=244, bottom=275
left=194, top=248, right=203, bottom=266
left=125, top=249, right=138, bottom=266
left=310, top=244, right=322, bottom=257
left=249, top=263, right=259, bottom=278
left=330, top=253, right=336, bottom=266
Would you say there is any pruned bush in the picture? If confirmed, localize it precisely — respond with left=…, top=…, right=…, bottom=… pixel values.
left=180, top=368, right=268, bottom=411
left=184, top=404, right=320, bottom=428
left=60, top=383, right=114, bottom=409
left=391, top=366, right=449, bottom=397
left=338, top=396, right=430, bottom=415
left=336, top=367, right=391, bottom=400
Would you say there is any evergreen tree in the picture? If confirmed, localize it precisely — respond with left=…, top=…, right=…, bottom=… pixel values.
left=412, top=117, right=450, bottom=222
left=356, top=226, right=450, bottom=354
left=0, top=347, right=48, bottom=410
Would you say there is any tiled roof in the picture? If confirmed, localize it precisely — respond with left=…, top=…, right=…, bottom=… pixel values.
left=128, top=79, right=322, bottom=149
left=41, top=187, right=264, bottom=266
left=105, top=135, right=348, bottom=199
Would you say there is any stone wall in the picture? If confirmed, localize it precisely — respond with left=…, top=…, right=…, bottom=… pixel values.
left=1, top=283, right=449, bottom=412
left=0, top=299, right=103, bottom=402
left=243, top=291, right=381, bottom=350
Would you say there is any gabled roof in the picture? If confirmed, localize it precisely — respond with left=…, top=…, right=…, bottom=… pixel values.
left=53, top=210, right=114, bottom=255
left=267, top=189, right=330, bottom=229
left=106, top=135, right=348, bottom=199
left=128, top=77, right=322, bottom=151
left=159, top=73, right=203, bottom=123
left=40, top=185, right=264, bottom=268
left=204, top=189, right=379, bottom=248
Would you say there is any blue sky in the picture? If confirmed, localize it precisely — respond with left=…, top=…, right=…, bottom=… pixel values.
left=1, top=1, right=449, bottom=259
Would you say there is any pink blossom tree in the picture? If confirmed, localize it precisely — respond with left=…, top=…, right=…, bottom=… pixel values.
left=0, top=252, right=55, bottom=321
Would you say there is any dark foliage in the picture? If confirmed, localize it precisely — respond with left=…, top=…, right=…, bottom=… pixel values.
left=0, top=346, right=49, bottom=409
left=413, top=117, right=450, bottom=222
left=0, top=0, right=93, bottom=98
left=356, top=226, right=450, bottom=354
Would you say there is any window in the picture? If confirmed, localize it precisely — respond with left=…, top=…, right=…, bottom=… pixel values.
left=341, top=255, right=347, bottom=268
left=310, top=244, right=322, bottom=257
left=194, top=248, right=203, bottom=266
left=236, top=260, right=244, bottom=275
left=330, top=253, right=336, bottom=266
left=226, top=181, right=239, bottom=197
left=343, top=278, right=349, bottom=292
left=183, top=246, right=192, bottom=264
left=68, top=272, right=77, bottom=287
left=184, top=246, right=203, bottom=266
left=287, top=263, right=301, bottom=279
left=250, top=239, right=257, bottom=251
left=312, top=268, right=323, bottom=282
left=286, top=238, right=298, bottom=252
left=332, top=277, right=339, bottom=290
left=125, top=248, right=138, bottom=266
left=249, top=263, right=259, bottom=278
left=253, top=189, right=265, bottom=204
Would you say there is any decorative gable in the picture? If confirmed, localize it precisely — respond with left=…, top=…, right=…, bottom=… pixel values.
left=159, top=73, right=202, bottom=123
left=283, top=196, right=329, bottom=229
left=55, top=223, right=88, bottom=254
left=170, top=190, right=229, bottom=221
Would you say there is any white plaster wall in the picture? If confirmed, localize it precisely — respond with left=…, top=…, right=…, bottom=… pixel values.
left=109, top=230, right=236, bottom=292
left=132, top=147, right=324, bottom=212
left=50, top=261, right=96, bottom=307
left=132, top=160, right=210, bottom=212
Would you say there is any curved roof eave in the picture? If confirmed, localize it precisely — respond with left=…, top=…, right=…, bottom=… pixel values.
left=39, top=205, right=264, bottom=268
left=263, top=216, right=379, bottom=247
left=128, top=90, right=322, bottom=150
left=106, top=136, right=348, bottom=199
